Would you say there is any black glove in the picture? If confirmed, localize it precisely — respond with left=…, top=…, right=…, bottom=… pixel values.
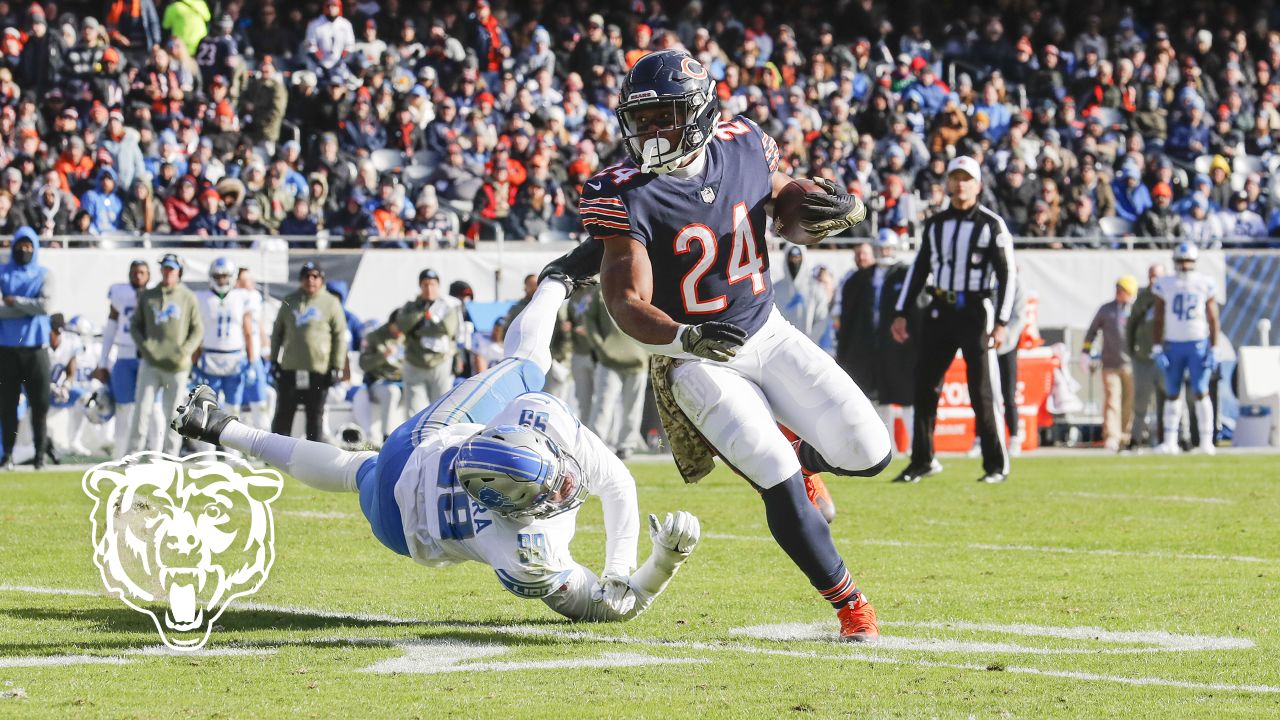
left=681, top=321, right=748, bottom=362
left=799, top=178, right=868, bottom=238
left=327, top=368, right=343, bottom=387
left=539, top=240, right=604, bottom=293
left=269, top=362, right=283, bottom=385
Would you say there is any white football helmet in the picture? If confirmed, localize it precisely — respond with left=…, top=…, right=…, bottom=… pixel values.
left=454, top=424, right=587, bottom=520
left=209, top=257, right=238, bottom=295
left=1173, top=241, right=1198, bottom=273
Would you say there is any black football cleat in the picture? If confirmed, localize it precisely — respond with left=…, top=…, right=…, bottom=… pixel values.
left=538, top=239, right=604, bottom=293
left=172, top=385, right=238, bottom=445
left=892, top=459, right=943, bottom=483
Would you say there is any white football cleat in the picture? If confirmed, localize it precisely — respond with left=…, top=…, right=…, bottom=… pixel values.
left=1154, top=442, right=1180, bottom=455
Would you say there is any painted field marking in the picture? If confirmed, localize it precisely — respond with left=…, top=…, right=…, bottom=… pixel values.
left=2, top=585, right=1277, bottom=694
left=359, top=640, right=700, bottom=674
left=1056, top=491, right=1236, bottom=505
left=0, top=656, right=129, bottom=669
left=279, top=510, right=356, bottom=520
left=730, top=621, right=1253, bottom=655
left=577, top=528, right=1280, bottom=564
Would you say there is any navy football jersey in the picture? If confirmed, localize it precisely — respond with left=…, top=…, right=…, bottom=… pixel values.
left=195, top=35, right=239, bottom=87
left=580, top=116, right=782, bottom=336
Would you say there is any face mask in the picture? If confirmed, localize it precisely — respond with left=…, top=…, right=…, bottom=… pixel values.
left=13, top=247, right=33, bottom=265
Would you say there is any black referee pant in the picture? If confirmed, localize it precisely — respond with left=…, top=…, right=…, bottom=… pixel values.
left=271, top=370, right=329, bottom=441
left=0, top=346, right=50, bottom=461
left=910, top=293, right=1009, bottom=476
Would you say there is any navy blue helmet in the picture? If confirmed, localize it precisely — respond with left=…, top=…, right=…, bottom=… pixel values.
left=616, top=50, right=720, bottom=174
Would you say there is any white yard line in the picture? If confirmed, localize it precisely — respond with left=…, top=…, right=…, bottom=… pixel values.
left=578, top=528, right=1280, bottom=564
left=0, top=655, right=129, bottom=668
left=3, top=586, right=1276, bottom=694
left=279, top=510, right=357, bottom=520
left=1055, top=491, right=1236, bottom=505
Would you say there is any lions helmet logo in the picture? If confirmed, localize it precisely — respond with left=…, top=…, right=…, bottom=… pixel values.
left=83, top=452, right=284, bottom=650
left=476, top=485, right=513, bottom=511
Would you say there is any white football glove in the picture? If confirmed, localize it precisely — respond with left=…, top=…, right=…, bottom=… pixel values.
left=648, top=511, right=701, bottom=554
left=590, top=573, right=636, bottom=615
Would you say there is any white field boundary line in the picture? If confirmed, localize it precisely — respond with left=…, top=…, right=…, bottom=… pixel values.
left=1054, top=491, right=1237, bottom=505
left=730, top=621, right=1252, bottom=655
left=3, top=585, right=1277, bottom=694
left=576, top=527, right=1280, bottom=564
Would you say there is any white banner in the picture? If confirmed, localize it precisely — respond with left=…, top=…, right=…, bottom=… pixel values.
left=1013, top=249, right=1226, bottom=328
left=42, top=247, right=289, bottom=323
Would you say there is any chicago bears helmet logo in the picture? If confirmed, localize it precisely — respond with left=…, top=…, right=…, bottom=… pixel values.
left=680, top=57, right=708, bottom=80
left=83, top=452, right=284, bottom=650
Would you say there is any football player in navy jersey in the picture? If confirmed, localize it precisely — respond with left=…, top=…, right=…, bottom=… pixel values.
left=568, top=49, right=889, bottom=641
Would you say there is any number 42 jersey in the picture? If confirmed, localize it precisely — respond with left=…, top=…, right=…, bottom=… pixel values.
left=1152, top=271, right=1216, bottom=343
left=579, top=116, right=782, bottom=337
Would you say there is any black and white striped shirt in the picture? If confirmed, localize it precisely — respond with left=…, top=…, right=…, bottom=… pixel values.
left=894, top=203, right=1017, bottom=324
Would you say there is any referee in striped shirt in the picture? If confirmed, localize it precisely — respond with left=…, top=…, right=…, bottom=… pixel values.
left=889, top=156, right=1017, bottom=484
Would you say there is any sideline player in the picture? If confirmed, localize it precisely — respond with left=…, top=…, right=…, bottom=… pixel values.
left=581, top=49, right=888, bottom=640
left=90, top=260, right=157, bottom=454
left=193, top=258, right=255, bottom=430
left=1152, top=242, right=1219, bottom=454
left=234, top=267, right=272, bottom=429
left=172, top=273, right=699, bottom=621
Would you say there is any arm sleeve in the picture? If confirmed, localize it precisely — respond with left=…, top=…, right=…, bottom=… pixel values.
left=270, top=301, right=286, bottom=363
left=990, top=217, right=1017, bottom=324
left=541, top=542, right=693, bottom=622
left=9, top=269, right=53, bottom=316
left=579, top=425, right=640, bottom=578
left=895, top=225, right=932, bottom=314
left=1084, top=307, right=1104, bottom=348
left=129, top=299, right=146, bottom=352
left=181, top=294, right=204, bottom=359
left=578, top=181, right=647, bottom=245
left=97, top=316, right=118, bottom=369
left=330, top=303, right=348, bottom=371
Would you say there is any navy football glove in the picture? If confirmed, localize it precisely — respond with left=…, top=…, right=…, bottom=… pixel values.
left=681, top=321, right=747, bottom=362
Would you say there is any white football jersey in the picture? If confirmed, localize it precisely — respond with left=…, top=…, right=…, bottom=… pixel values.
left=48, top=334, right=82, bottom=384
left=393, top=391, right=638, bottom=598
left=1153, top=271, right=1216, bottom=343
left=196, top=288, right=253, bottom=352
left=106, top=283, right=142, bottom=359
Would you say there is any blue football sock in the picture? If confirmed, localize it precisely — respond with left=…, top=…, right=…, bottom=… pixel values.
left=760, top=472, right=859, bottom=608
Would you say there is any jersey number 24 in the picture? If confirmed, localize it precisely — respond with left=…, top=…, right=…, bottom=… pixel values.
left=674, top=202, right=766, bottom=314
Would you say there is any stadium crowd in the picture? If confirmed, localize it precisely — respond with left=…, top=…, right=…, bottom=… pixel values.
left=1, top=1, right=1280, bottom=247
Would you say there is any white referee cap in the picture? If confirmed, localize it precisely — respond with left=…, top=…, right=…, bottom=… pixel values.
left=946, top=155, right=982, bottom=184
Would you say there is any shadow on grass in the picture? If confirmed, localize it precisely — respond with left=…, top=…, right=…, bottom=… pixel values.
left=0, top=604, right=591, bottom=656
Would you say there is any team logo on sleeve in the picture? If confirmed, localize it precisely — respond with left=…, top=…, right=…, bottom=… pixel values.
left=83, top=452, right=284, bottom=650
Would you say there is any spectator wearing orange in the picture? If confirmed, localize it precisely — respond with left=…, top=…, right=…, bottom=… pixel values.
left=54, top=137, right=95, bottom=195
left=1136, top=182, right=1184, bottom=240
left=165, top=176, right=200, bottom=233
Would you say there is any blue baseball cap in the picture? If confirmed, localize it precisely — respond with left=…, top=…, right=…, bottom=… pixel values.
left=159, top=253, right=183, bottom=270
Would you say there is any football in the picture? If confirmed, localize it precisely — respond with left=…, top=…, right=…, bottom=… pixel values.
left=772, top=177, right=826, bottom=246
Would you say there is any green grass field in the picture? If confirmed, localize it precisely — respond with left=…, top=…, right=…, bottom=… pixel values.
left=3, top=453, right=1280, bottom=718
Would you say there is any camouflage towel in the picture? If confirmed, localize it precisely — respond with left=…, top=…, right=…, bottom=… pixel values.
left=649, top=355, right=717, bottom=483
